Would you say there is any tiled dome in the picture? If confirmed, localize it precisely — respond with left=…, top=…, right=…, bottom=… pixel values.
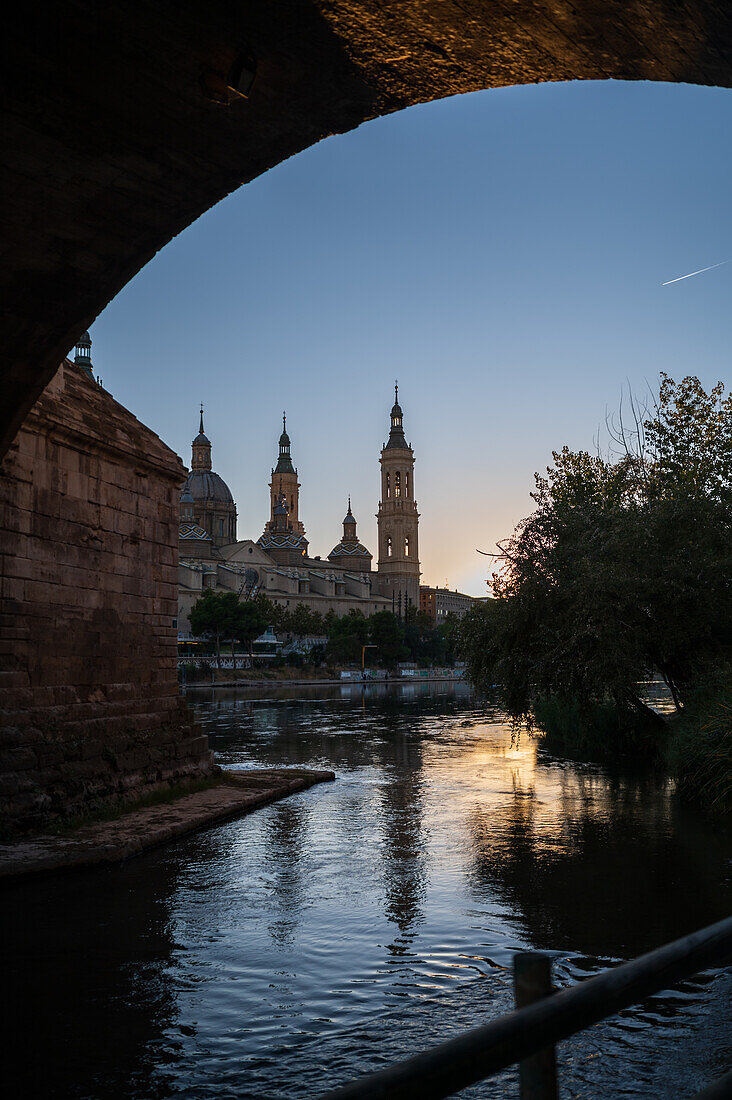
left=185, top=470, right=234, bottom=505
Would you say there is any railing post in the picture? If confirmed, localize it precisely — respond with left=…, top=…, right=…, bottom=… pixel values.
left=513, top=952, right=558, bottom=1100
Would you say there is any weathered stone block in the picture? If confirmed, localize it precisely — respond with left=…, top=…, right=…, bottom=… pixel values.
left=0, top=670, right=31, bottom=691
left=5, top=791, right=52, bottom=817
left=34, top=743, right=65, bottom=766
left=0, top=747, right=38, bottom=772
left=0, top=772, right=36, bottom=796
left=175, top=735, right=210, bottom=759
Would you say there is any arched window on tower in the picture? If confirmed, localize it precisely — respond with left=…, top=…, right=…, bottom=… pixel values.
left=405, top=536, right=410, bottom=557
left=290, top=496, right=294, bottom=512
left=395, top=471, right=401, bottom=498
left=405, top=472, right=410, bottom=498
left=387, top=537, right=392, bottom=558
left=386, top=472, right=390, bottom=499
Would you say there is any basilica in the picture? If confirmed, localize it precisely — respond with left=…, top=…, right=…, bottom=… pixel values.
left=177, top=388, right=421, bottom=635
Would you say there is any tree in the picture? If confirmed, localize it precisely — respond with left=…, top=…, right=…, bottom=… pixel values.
left=459, top=375, right=732, bottom=733
left=289, top=603, right=324, bottom=638
left=189, top=590, right=242, bottom=667
left=325, top=610, right=369, bottom=665
left=403, top=608, right=448, bottom=666
left=369, top=611, right=408, bottom=667
left=233, top=601, right=268, bottom=656
left=253, top=593, right=289, bottom=635
left=323, top=609, right=339, bottom=636
left=438, top=613, right=461, bottom=666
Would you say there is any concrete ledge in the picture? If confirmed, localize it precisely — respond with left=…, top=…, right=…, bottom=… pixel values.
left=0, top=768, right=335, bottom=881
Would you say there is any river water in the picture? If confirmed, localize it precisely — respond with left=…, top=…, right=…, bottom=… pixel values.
left=3, top=682, right=731, bottom=1098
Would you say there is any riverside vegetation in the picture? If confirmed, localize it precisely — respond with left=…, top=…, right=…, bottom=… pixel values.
left=187, top=591, right=461, bottom=671
left=459, top=374, right=732, bottom=814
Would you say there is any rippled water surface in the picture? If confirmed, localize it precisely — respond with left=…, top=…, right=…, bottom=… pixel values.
left=4, top=682, right=731, bottom=1098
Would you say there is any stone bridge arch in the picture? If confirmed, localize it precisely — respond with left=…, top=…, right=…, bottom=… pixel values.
left=4, top=0, right=732, bottom=453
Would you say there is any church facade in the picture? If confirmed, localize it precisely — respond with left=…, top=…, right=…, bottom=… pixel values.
left=177, top=389, right=421, bottom=635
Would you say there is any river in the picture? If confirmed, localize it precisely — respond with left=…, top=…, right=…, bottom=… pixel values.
left=3, top=682, right=730, bottom=1097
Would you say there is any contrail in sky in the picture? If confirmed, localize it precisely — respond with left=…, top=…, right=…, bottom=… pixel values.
left=662, top=260, right=729, bottom=285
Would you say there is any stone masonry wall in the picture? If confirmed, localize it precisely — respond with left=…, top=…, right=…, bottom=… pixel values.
left=0, top=362, right=215, bottom=833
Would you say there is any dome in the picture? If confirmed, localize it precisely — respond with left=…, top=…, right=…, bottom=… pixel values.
left=258, top=530, right=308, bottom=553
left=328, top=541, right=371, bottom=561
left=279, top=427, right=290, bottom=447
left=179, top=521, right=212, bottom=542
left=330, top=500, right=369, bottom=560
left=185, top=470, right=234, bottom=504
left=180, top=486, right=194, bottom=504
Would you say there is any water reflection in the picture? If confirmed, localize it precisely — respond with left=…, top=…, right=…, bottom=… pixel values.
left=265, top=799, right=311, bottom=949
left=465, top=759, right=730, bottom=959
left=1, top=682, right=729, bottom=1099
left=378, top=729, right=428, bottom=950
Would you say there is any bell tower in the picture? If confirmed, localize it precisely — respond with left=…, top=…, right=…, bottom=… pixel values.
left=377, top=384, right=420, bottom=614
left=265, top=413, right=305, bottom=537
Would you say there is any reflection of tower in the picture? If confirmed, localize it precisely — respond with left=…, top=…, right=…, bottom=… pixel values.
left=265, top=800, right=311, bottom=949
left=265, top=413, right=305, bottom=537
left=377, top=385, right=420, bottom=615
left=377, top=730, right=427, bottom=947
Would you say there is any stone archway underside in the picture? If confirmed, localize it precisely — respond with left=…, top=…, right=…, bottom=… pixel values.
left=4, top=0, right=732, bottom=452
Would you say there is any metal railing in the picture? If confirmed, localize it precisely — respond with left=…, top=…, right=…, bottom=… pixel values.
left=320, top=915, right=732, bottom=1100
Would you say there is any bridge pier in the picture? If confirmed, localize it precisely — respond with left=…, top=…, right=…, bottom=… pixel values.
left=0, top=361, right=215, bottom=834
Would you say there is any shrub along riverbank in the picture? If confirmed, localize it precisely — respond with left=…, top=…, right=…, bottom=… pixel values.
left=460, top=374, right=732, bottom=815
left=663, top=681, right=732, bottom=815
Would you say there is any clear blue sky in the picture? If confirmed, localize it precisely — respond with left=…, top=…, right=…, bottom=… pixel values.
left=90, top=79, right=731, bottom=596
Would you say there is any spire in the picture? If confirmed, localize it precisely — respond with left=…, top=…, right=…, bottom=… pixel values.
left=386, top=383, right=407, bottom=449
left=343, top=497, right=357, bottom=541
left=275, top=414, right=295, bottom=473
left=191, top=406, right=212, bottom=471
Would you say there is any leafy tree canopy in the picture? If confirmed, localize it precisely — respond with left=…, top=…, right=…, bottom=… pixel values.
left=289, top=603, right=324, bottom=638
left=234, top=601, right=268, bottom=653
left=460, top=374, right=732, bottom=723
left=369, top=611, right=408, bottom=667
